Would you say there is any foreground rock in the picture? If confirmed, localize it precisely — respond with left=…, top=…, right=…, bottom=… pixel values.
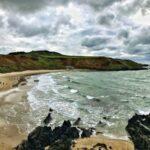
left=15, top=120, right=94, bottom=150
left=126, top=113, right=150, bottom=150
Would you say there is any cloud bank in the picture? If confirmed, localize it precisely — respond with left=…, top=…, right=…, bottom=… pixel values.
left=0, top=0, right=150, bottom=63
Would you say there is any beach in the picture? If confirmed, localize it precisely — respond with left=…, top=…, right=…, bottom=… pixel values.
left=0, top=70, right=136, bottom=150
left=0, top=70, right=61, bottom=149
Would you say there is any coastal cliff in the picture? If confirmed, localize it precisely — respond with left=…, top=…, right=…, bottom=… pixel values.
left=0, top=50, right=146, bottom=73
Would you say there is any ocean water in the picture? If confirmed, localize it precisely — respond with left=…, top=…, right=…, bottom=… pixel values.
left=25, top=70, right=150, bottom=139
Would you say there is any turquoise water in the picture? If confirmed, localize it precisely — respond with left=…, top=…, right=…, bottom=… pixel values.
left=27, top=70, right=150, bottom=138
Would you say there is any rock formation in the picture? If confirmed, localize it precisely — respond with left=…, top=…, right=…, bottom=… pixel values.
left=126, top=113, right=150, bottom=150
left=15, top=119, right=94, bottom=150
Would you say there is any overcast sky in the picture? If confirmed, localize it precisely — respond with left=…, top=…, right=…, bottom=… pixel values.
left=0, top=0, right=150, bottom=63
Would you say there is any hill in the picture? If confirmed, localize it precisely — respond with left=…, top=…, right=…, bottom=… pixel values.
left=0, top=50, right=146, bottom=73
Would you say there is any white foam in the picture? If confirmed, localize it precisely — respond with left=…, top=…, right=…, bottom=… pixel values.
left=37, top=74, right=57, bottom=94
left=70, top=89, right=78, bottom=94
left=138, top=110, right=150, bottom=115
left=86, top=95, right=95, bottom=100
left=27, top=89, right=39, bottom=110
left=103, top=133, right=129, bottom=140
left=50, top=101, right=79, bottom=119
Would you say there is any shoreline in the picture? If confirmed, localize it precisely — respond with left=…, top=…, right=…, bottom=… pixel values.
left=0, top=86, right=29, bottom=149
left=0, top=70, right=135, bottom=150
left=0, top=70, right=66, bottom=92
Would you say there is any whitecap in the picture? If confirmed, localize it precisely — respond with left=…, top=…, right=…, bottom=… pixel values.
left=103, top=133, right=129, bottom=140
left=86, top=95, right=95, bottom=100
left=137, top=109, right=150, bottom=115
left=70, top=89, right=78, bottom=94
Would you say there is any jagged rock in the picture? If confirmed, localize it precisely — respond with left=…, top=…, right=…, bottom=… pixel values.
left=16, top=118, right=95, bottom=150
left=16, top=126, right=52, bottom=150
left=126, top=113, right=150, bottom=150
left=73, top=118, right=81, bottom=126
left=49, top=108, right=53, bottom=112
left=63, top=127, right=80, bottom=139
left=43, top=113, right=52, bottom=125
left=97, top=121, right=107, bottom=127
left=81, top=128, right=95, bottom=138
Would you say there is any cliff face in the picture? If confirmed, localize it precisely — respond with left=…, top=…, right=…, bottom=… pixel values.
left=0, top=50, right=146, bottom=73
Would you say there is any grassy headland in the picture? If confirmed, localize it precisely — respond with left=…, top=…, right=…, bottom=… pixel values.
left=0, top=50, right=146, bottom=73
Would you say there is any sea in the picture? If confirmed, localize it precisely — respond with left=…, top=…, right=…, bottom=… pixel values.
left=2, top=70, right=150, bottom=139
left=25, top=70, right=150, bottom=139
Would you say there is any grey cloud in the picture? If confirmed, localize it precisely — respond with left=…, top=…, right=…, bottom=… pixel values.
left=78, top=0, right=121, bottom=10
left=0, top=0, right=122, bottom=13
left=7, top=12, right=72, bottom=37
left=81, top=36, right=110, bottom=48
left=0, top=16, right=4, bottom=27
left=127, top=27, right=150, bottom=48
left=7, top=15, right=50, bottom=37
left=0, top=0, right=50, bottom=13
left=118, top=30, right=129, bottom=39
left=97, top=13, right=115, bottom=26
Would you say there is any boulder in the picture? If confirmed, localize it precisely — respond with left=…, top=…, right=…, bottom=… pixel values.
left=81, top=128, right=95, bottom=138
left=16, top=126, right=53, bottom=150
left=126, top=113, right=150, bottom=150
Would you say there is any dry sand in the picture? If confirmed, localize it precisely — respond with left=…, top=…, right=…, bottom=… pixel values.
left=72, top=136, right=134, bottom=150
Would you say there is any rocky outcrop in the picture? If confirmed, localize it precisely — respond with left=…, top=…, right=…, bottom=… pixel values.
left=126, top=113, right=150, bottom=150
left=15, top=120, right=94, bottom=150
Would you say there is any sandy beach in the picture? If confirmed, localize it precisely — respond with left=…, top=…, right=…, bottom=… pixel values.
left=73, top=136, right=134, bottom=150
left=0, top=70, right=59, bottom=149
left=0, top=70, right=135, bottom=150
left=0, top=70, right=62, bottom=91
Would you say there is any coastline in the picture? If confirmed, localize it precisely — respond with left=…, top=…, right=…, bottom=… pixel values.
left=0, top=70, right=57, bottom=149
left=0, top=70, right=66, bottom=91
left=0, top=70, right=135, bottom=150
left=0, top=86, right=29, bottom=149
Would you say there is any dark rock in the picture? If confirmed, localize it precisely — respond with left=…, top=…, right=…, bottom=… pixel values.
left=126, top=113, right=150, bottom=150
left=97, top=121, right=107, bottom=127
left=49, top=120, right=72, bottom=141
left=81, top=128, right=94, bottom=138
left=16, top=117, right=96, bottom=150
left=93, top=143, right=108, bottom=150
left=28, top=126, right=53, bottom=146
left=63, top=127, right=80, bottom=139
left=16, top=126, right=52, bottom=150
left=73, top=117, right=81, bottom=126
left=49, top=108, right=53, bottom=112
left=43, top=113, right=52, bottom=125
left=34, top=80, right=39, bottom=82
left=61, top=120, right=72, bottom=131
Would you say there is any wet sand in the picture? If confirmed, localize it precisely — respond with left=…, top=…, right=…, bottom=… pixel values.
left=0, top=83, right=31, bottom=149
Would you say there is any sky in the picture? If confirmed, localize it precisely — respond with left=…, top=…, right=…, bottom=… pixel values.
left=0, top=0, right=150, bottom=63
